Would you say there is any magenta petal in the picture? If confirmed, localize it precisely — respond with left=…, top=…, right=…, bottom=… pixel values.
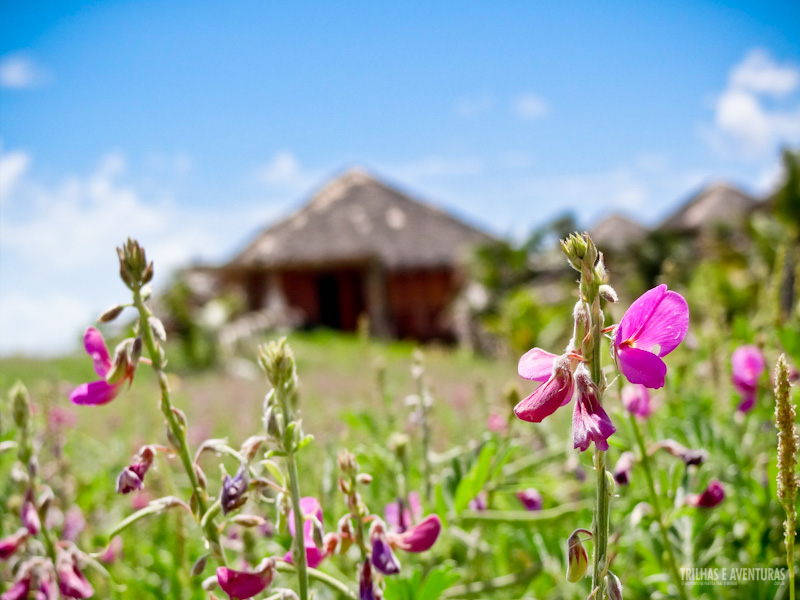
left=737, top=389, right=757, bottom=413
left=731, top=345, right=765, bottom=389
left=69, top=380, right=121, bottom=406
left=621, top=384, right=653, bottom=419
left=216, top=567, right=271, bottom=599
left=392, top=515, right=441, bottom=552
left=616, top=285, right=667, bottom=346
left=1, top=578, right=30, bottom=600
left=518, top=348, right=558, bottom=382
left=306, top=546, right=328, bottom=569
left=288, top=497, right=323, bottom=542
left=83, top=327, right=112, bottom=377
left=572, top=373, right=616, bottom=452
left=514, top=367, right=574, bottom=423
left=617, top=346, right=667, bottom=389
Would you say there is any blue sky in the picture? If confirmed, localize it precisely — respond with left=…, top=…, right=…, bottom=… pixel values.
left=1, top=1, right=799, bottom=354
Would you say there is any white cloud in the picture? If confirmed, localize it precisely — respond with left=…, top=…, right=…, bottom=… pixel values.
left=455, top=94, right=494, bottom=118
left=0, top=148, right=31, bottom=202
left=730, top=49, right=800, bottom=97
left=708, top=49, right=800, bottom=159
left=513, top=93, right=549, bottom=120
left=0, top=147, right=285, bottom=355
left=0, top=53, right=47, bottom=89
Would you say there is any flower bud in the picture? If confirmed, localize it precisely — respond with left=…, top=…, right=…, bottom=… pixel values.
left=359, top=559, right=376, bottom=600
left=117, top=238, right=152, bottom=289
left=11, top=381, right=30, bottom=430
left=56, top=550, right=95, bottom=598
left=687, top=479, right=725, bottom=508
left=116, top=466, right=144, bottom=494
left=98, top=304, right=125, bottom=323
left=599, top=284, right=618, bottom=303
left=195, top=464, right=208, bottom=490
left=607, top=571, right=624, bottom=600
left=149, top=316, right=167, bottom=342
left=130, top=337, right=143, bottom=369
left=516, top=488, right=543, bottom=511
left=221, top=464, right=250, bottom=515
left=566, top=529, right=590, bottom=583
left=613, top=452, right=635, bottom=486
left=240, top=436, right=266, bottom=463
left=230, top=515, right=266, bottom=528
left=191, top=554, right=209, bottom=577
left=337, top=449, right=358, bottom=477
left=312, top=517, right=325, bottom=550
left=21, top=489, right=40, bottom=535
left=357, top=473, right=373, bottom=485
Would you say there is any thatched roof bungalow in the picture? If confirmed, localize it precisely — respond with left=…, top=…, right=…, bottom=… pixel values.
left=213, top=168, right=493, bottom=341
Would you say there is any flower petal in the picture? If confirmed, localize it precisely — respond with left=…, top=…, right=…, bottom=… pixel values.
left=513, top=364, right=574, bottom=423
left=731, top=345, right=765, bottom=389
left=617, top=346, right=667, bottom=389
left=83, top=327, right=112, bottom=377
left=216, top=566, right=272, bottom=599
left=518, top=348, right=558, bottom=382
left=391, top=515, right=441, bottom=552
left=736, top=389, right=757, bottom=413
left=69, top=380, right=121, bottom=406
left=617, top=286, right=689, bottom=357
left=616, top=285, right=667, bottom=347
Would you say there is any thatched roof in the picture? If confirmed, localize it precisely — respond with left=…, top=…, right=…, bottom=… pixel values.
left=659, top=182, right=757, bottom=232
left=228, top=168, right=493, bottom=269
left=590, top=213, right=648, bottom=253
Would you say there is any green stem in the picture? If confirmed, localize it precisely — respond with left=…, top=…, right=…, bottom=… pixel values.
left=586, top=292, right=609, bottom=597
left=629, top=412, right=688, bottom=600
left=275, top=380, right=309, bottom=600
left=459, top=502, right=588, bottom=524
left=442, top=566, right=540, bottom=598
left=132, top=286, right=227, bottom=566
left=276, top=562, right=357, bottom=599
left=787, top=512, right=796, bottom=600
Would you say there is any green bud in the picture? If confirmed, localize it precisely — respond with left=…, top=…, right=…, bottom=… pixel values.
left=11, top=381, right=30, bottom=430
left=191, top=554, right=209, bottom=577
left=566, top=529, right=590, bottom=583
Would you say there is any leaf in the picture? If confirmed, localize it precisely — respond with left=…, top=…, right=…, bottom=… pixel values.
left=417, top=565, right=460, bottom=600
left=453, top=441, right=496, bottom=514
left=434, top=482, right=449, bottom=527
left=383, top=565, right=459, bottom=600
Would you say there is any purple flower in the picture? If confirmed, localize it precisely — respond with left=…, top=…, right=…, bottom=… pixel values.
left=116, top=446, right=156, bottom=495
left=614, top=284, right=689, bottom=389
left=613, top=452, right=635, bottom=486
left=572, top=366, right=616, bottom=452
left=468, top=490, right=488, bottom=511
left=359, top=559, right=376, bottom=600
left=284, top=497, right=328, bottom=569
left=70, top=328, right=134, bottom=406
left=516, top=488, right=543, bottom=511
left=0, top=529, right=28, bottom=561
left=216, top=559, right=275, bottom=600
left=731, top=345, right=766, bottom=412
left=687, top=479, right=725, bottom=508
left=57, top=551, right=95, bottom=598
left=221, top=464, right=250, bottom=515
left=388, top=514, right=442, bottom=553
left=384, top=492, right=422, bottom=534
left=370, top=523, right=401, bottom=575
left=621, top=384, right=653, bottom=419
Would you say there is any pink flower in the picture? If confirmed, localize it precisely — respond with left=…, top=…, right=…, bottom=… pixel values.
left=613, top=452, right=635, bottom=486
left=70, top=328, right=134, bottom=406
left=621, top=384, right=653, bottom=419
left=731, top=345, right=766, bottom=413
left=284, top=497, right=328, bottom=569
left=614, top=285, right=689, bottom=389
left=468, top=491, right=488, bottom=511
left=49, top=406, right=78, bottom=429
left=487, top=413, right=508, bottom=434
left=572, top=367, right=616, bottom=452
left=216, top=559, right=275, bottom=600
left=62, top=508, right=86, bottom=542
left=388, top=514, right=442, bottom=553
left=516, top=488, right=543, bottom=511
left=21, top=489, right=40, bottom=535
left=57, top=551, right=94, bottom=598
left=687, top=479, right=725, bottom=508
left=98, top=536, right=123, bottom=564
left=384, top=492, right=422, bottom=534
left=516, top=350, right=615, bottom=452
left=1, top=576, right=30, bottom=600
left=515, top=352, right=574, bottom=423
left=0, top=529, right=28, bottom=561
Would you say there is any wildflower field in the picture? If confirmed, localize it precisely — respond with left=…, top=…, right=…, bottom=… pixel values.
left=1, top=220, right=799, bottom=600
